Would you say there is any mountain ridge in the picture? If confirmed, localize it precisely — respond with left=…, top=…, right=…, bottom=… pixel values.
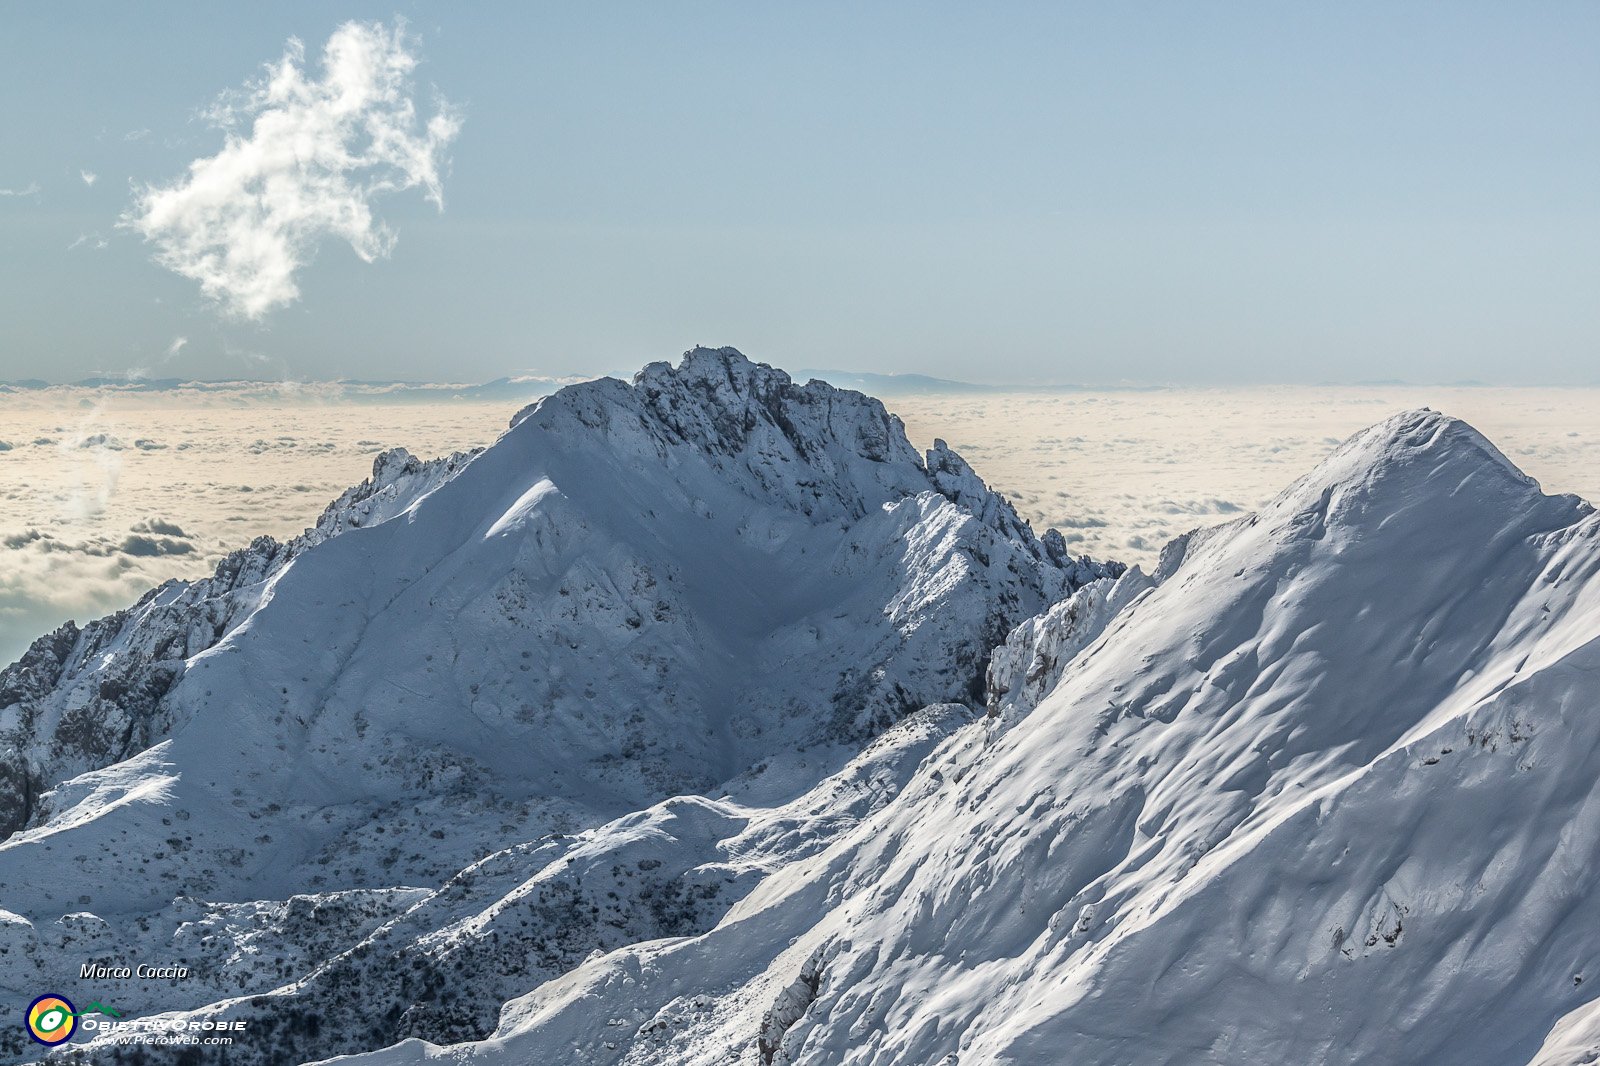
left=0, top=347, right=1115, bottom=1064
left=302, top=405, right=1600, bottom=1066
left=6, top=358, right=1596, bottom=1065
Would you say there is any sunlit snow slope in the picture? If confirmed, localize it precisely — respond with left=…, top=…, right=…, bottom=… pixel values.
left=319, top=409, right=1600, bottom=1066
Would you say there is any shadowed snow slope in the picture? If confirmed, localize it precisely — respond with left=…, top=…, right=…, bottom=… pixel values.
left=0, top=349, right=1118, bottom=1065
left=311, top=409, right=1600, bottom=1066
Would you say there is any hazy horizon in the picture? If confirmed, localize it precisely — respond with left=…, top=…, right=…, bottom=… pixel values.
left=6, top=357, right=1599, bottom=391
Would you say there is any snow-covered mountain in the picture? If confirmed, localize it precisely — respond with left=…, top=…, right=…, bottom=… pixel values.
left=0, top=348, right=1115, bottom=1064
left=8, top=356, right=1600, bottom=1066
left=306, top=409, right=1597, bottom=1066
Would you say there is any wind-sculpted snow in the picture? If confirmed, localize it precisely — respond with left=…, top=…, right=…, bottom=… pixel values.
left=0, top=348, right=1115, bottom=1064
left=302, top=409, right=1600, bottom=1066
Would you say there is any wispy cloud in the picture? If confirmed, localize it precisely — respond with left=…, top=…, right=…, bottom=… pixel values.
left=121, top=19, right=460, bottom=320
left=80, top=170, right=98, bottom=186
left=127, top=335, right=192, bottom=381
left=0, top=182, right=40, bottom=197
left=67, top=232, right=110, bottom=251
left=57, top=409, right=124, bottom=521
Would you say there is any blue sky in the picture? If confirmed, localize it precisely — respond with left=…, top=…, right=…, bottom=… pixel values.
left=1, top=2, right=1596, bottom=385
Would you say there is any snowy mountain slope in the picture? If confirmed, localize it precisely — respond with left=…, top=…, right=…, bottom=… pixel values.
left=0, top=348, right=1115, bottom=1064
left=50, top=704, right=977, bottom=1065
left=308, top=409, right=1600, bottom=1066
left=983, top=565, right=1153, bottom=722
left=0, top=446, right=477, bottom=838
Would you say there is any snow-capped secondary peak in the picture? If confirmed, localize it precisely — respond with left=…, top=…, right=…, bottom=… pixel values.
left=1157, top=407, right=1590, bottom=613
left=1267, top=407, right=1571, bottom=526
left=925, top=436, right=1034, bottom=541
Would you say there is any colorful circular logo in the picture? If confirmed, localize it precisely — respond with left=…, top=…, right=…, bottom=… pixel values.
left=26, top=994, right=78, bottom=1046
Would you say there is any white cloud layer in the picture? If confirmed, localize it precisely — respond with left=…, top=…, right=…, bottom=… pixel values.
left=122, top=20, right=460, bottom=319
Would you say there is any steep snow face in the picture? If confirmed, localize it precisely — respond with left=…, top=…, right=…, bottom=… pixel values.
left=316, top=409, right=1600, bottom=1066
left=0, top=348, right=1114, bottom=1064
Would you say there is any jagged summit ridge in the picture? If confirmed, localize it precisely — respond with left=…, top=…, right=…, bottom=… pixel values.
left=508, top=346, right=1049, bottom=536
left=516, top=346, right=931, bottom=524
